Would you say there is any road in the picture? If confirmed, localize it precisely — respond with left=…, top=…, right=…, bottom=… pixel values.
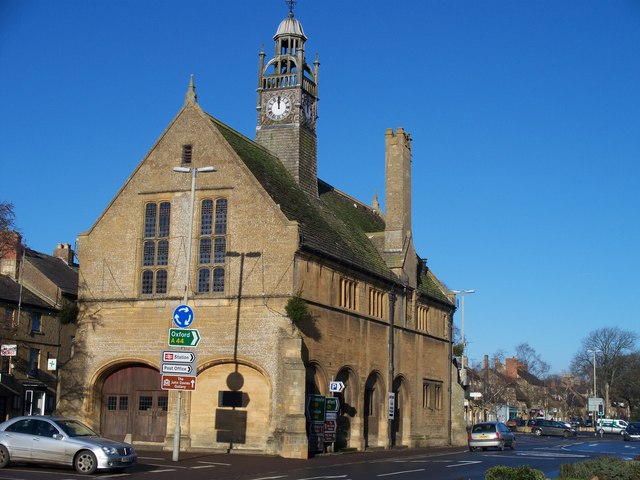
left=0, top=433, right=636, bottom=479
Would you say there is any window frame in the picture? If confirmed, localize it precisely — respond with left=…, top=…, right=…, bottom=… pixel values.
left=140, top=201, right=171, bottom=296
left=197, top=197, right=228, bottom=294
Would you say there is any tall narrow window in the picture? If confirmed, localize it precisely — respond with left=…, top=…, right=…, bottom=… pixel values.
left=198, top=198, right=228, bottom=293
left=141, top=201, right=170, bottom=295
left=339, top=278, right=358, bottom=310
left=28, top=348, right=40, bottom=377
left=368, top=288, right=384, bottom=318
left=181, top=144, right=193, bottom=165
left=423, top=380, right=442, bottom=410
left=417, top=305, right=428, bottom=332
left=4, top=308, right=14, bottom=330
left=30, top=312, right=42, bottom=333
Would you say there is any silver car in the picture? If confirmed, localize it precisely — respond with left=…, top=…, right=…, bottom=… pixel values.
left=468, top=421, right=516, bottom=451
left=0, top=416, right=136, bottom=474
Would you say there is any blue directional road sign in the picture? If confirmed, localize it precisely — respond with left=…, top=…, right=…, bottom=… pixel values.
left=173, top=304, right=194, bottom=328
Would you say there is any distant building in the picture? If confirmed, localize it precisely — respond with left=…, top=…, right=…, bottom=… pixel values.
left=58, top=8, right=464, bottom=457
left=0, top=235, right=78, bottom=419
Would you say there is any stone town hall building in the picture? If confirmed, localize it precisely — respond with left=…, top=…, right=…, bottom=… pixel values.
left=58, top=8, right=465, bottom=458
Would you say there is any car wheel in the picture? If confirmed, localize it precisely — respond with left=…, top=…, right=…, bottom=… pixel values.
left=0, top=445, right=9, bottom=468
left=511, top=440, right=516, bottom=450
left=74, top=450, right=98, bottom=475
left=469, top=446, right=475, bottom=452
left=564, top=430, right=571, bottom=438
left=534, top=429, right=542, bottom=436
left=498, top=441, right=505, bottom=451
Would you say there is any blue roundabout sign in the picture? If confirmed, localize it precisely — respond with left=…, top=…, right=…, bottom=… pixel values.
left=173, top=304, right=194, bottom=328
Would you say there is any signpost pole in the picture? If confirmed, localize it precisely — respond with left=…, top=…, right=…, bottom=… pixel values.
left=170, top=165, right=214, bottom=461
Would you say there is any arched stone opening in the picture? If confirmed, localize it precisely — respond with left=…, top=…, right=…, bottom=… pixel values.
left=99, top=363, right=165, bottom=443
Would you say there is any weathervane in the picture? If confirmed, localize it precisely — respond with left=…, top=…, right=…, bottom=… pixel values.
left=286, top=0, right=297, bottom=15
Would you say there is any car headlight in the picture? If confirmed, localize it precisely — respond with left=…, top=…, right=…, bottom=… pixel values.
left=101, top=446, right=119, bottom=455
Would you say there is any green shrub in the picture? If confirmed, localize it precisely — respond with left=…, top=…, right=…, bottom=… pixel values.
left=558, top=456, right=640, bottom=480
left=486, top=465, right=546, bottom=480
left=285, top=292, right=309, bottom=324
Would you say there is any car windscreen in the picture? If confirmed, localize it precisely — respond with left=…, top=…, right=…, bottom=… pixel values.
left=56, top=420, right=97, bottom=437
left=471, top=424, right=495, bottom=433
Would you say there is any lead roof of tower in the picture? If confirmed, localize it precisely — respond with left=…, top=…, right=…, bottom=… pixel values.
left=274, top=11, right=306, bottom=40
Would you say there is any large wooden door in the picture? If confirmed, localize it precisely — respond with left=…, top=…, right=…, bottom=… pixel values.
left=133, top=390, right=168, bottom=442
left=101, top=365, right=165, bottom=443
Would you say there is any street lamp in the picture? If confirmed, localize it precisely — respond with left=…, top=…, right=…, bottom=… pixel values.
left=171, top=165, right=216, bottom=461
left=451, top=289, right=475, bottom=368
left=587, top=348, right=601, bottom=433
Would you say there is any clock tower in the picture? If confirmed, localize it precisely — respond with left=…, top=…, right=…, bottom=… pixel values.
left=256, top=6, right=319, bottom=198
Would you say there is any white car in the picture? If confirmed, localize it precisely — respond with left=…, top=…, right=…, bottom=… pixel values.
left=596, top=418, right=628, bottom=435
left=0, top=416, right=136, bottom=474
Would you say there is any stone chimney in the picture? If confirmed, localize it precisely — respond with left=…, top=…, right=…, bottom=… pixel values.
left=505, top=357, right=521, bottom=379
left=0, top=231, right=23, bottom=278
left=384, top=128, right=412, bottom=253
left=483, top=354, right=489, bottom=371
left=54, top=243, right=75, bottom=265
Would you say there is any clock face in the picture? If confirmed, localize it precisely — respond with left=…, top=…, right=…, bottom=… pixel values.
left=266, top=94, right=292, bottom=121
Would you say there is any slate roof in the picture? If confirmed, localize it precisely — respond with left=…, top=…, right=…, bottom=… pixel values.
left=25, top=248, right=78, bottom=297
left=0, top=275, right=53, bottom=310
left=207, top=113, right=453, bottom=306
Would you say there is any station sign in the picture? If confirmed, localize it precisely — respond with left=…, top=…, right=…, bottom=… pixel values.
left=161, top=350, right=197, bottom=377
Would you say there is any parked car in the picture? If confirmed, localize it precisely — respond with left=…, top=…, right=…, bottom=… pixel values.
left=530, top=419, right=577, bottom=438
left=622, top=422, right=640, bottom=442
left=468, top=421, right=516, bottom=451
left=506, top=418, right=519, bottom=431
left=569, top=417, right=585, bottom=428
left=0, top=416, right=136, bottom=474
left=596, top=418, right=629, bottom=435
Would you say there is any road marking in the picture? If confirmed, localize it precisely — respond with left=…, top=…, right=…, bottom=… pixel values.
left=298, top=476, right=348, bottom=480
left=446, top=460, right=482, bottom=468
left=377, top=469, right=425, bottom=476
left=191, top=465, right=216, bottom=469
left=198, top=461, right=232, bottom=465
left=145, top=463, right=189, bottom=469
left=491, top=452, right=589, bottom=459
left=149, top=469, right=179, bottom=473
left=251, top=476, right=288, bottom=480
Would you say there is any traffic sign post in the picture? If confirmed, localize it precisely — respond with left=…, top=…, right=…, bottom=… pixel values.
left=168, top=328, right=201, bottom=347
left=161, top=350, right=197, bottom=376
left=161, top=375, right=197, bottom=391
left=329, top=381, right=345, bottom=393
left=173, top=304, right=195, bottom=328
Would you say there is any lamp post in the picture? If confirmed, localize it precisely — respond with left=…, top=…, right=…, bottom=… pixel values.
left=587, top=348, right=601, bottom=434
left=451, top=289, right=475, bottom=369
left=171, top=165, right=216, bottom=461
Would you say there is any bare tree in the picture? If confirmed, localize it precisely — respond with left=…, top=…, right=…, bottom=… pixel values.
left=515, top=342, right=550, bottom=378
left=0, top=201, right=20, bottom=257
left=570, top=327, right=637, bottom=414
left=614, top=352, right=640, bottom=419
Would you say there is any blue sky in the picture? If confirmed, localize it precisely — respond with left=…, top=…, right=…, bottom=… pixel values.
left=1, top=1, right=639, bottom=374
